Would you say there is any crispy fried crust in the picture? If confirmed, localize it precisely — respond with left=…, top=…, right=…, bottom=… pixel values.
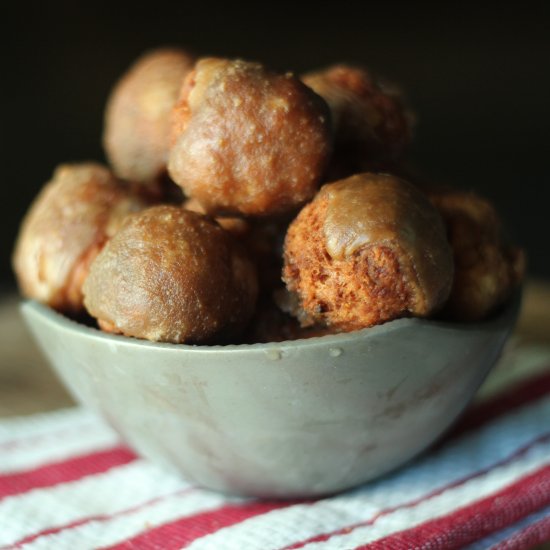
left=430, top=190, right=525, bottom=321
left=283, top=173, right=453, bottom=331
left=104, top=48, right=195, bottom=183
left=302, top=65, right=413, bottom=176
left=12, top=163, right=148, bottom=312
left=168, top=58, right=333, bottom=216
left=83, top=206, right=258, bottom=343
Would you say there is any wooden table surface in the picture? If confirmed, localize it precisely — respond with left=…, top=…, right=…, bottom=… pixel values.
left=1, top=280, right=549, bottom=419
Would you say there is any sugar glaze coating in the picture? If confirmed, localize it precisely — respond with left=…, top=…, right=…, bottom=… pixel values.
left=83, top=206, right=258, bottom=343
left=283, top=173, right=453, bottom=330
left=169, top=58, right=333, bottom=216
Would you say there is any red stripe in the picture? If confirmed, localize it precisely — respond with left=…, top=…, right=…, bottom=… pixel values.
left=0, top=446, right=136, bottom=499
left=491, top=514, right=550, bottom=550
left=103, top=499, right=305, bottom=550
left=1, top=486, right=196, bottom=549
left=280, top=432, right=550, bottom=549
left=358, top=464, right=550, bottom=550
left=446, top=368, right=550, bottom=440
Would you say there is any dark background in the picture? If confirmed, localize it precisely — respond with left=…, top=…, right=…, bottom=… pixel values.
left=2, top=2, right=549, bottom=289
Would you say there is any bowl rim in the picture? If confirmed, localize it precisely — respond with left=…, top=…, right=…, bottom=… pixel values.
left=20, top=290, right=521, bottom=355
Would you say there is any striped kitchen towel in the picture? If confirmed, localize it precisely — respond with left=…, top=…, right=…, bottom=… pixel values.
left=0, top=345, right=549, bottom=549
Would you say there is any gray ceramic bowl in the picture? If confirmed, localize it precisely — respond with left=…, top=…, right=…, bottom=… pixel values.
left=21, top=296, right=520, bottom=498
